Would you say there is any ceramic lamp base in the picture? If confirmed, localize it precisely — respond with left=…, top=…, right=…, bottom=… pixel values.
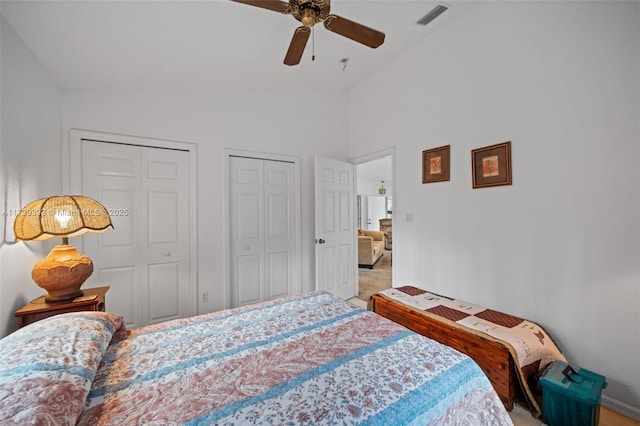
left=31, top=244, right=93, bottom=303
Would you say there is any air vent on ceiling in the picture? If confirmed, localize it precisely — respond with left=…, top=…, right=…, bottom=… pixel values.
left=417, top=4, right=449, bottom=26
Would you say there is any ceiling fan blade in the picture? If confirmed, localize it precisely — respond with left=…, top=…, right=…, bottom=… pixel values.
left=230, top=0, right=289, bottom=14
left=284, top=26, right=311, bottom=66
left=323, top=15, right=385, bottom=48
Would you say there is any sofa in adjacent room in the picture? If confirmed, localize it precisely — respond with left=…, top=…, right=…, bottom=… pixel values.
left=357, top=229, right=385, bottom=268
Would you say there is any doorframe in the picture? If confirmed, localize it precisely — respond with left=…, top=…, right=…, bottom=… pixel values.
left=351, top=147, right=396, bottom=287
left=65, top=128, right=199, bottom=316
left=224, top=149, right=302, bottom=309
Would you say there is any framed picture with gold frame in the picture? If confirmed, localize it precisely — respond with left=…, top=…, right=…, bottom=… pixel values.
left=422, top=145, right=450, bottom=184
left=471, top=141, right=512, bottom=189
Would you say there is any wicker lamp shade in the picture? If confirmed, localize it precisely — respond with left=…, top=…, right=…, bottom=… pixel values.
left=14, top=195, right=113, bottom=302
left=14, top=195, right=113, bottom=241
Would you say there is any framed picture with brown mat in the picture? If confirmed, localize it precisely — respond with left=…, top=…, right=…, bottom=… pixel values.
left=471, top=141, right=512, bottom=189
left=422, top=145, right=450, bottom=184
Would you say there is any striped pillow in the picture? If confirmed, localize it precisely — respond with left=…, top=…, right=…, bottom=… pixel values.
left=0, top=311, right=123, bottom=425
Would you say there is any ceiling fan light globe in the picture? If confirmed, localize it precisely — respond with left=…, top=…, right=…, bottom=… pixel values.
left=301, top=8, right=317, bottom=27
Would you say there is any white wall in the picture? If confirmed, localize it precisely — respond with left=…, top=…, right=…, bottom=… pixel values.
left=62, top=88, right=348, bottom=316
left=349, top=1, right=640, bottom=414
left=356, top=155, right=392, bottom=197
left=0, top=15, right=63, bottom=336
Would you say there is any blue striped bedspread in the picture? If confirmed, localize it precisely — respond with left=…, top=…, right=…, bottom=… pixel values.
left=77, top=292, right=513, bottom=425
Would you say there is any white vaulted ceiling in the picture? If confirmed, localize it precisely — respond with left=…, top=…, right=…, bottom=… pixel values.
left=1, top=0, right=467, bottom=91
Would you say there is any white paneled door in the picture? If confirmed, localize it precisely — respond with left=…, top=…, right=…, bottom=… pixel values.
left=314, top=156, right=357, bottom=300
left=80, top=140, right=193, bottom=329
left=229, top=156, right=298, bottom=307
left=367, top=196, right=387, bottom=231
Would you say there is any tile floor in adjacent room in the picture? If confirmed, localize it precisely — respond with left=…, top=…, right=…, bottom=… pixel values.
left=348, top=297, right=368, bottom=309
left=349, top=298, right=640, bottom=426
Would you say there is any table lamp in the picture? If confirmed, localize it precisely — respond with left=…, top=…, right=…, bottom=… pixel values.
left=13, top=195, right=113, bottom=302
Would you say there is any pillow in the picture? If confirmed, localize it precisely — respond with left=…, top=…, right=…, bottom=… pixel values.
left=357, top=228, right=364, bottom=236
left=0, top=311, right=123, bottom=425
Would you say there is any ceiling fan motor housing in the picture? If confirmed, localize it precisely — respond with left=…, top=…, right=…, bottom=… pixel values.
left=290, top=0, right=330, bottom=27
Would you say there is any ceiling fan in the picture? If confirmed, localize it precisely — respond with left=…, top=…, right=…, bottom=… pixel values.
left=231, top=0, right=385, bottom=66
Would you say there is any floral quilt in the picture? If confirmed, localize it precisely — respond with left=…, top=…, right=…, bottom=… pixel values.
left=0, top=292, right=513, bottom=425
left=77, top=292, right=512, bottom=425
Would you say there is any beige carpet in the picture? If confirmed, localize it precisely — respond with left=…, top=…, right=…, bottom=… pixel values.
left=357, top=250, right=391, bottom=302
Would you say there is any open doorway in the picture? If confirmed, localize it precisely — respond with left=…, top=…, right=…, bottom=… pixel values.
left=354, top=153, right=393, bottom=305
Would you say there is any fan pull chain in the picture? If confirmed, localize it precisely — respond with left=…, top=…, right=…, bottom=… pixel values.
left=312, top=27, right=315, bottom=61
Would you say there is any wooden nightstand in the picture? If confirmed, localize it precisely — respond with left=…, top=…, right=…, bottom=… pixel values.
left=15, top=286, right=110, bottom=328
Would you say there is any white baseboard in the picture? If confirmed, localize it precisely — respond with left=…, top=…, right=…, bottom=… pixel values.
left=601, top=395, right=640, bottom=421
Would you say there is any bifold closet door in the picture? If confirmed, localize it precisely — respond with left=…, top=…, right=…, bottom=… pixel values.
left=81, top=140, right=192, bottom=328
left=229, top=156, right=296, bottom=307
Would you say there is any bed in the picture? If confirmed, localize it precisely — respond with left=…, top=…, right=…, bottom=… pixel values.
left=0, top=291, right=513, bottom=425
left=370, top=286, right=566, bottom=417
